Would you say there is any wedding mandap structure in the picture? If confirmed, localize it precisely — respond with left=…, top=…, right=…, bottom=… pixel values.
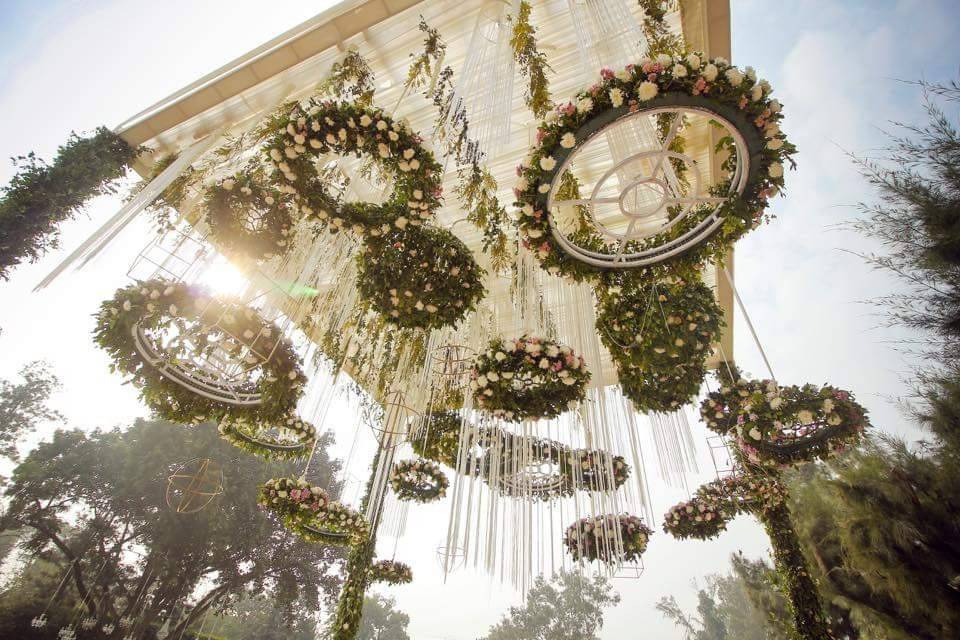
left=19, top=1, right=869, bottom=639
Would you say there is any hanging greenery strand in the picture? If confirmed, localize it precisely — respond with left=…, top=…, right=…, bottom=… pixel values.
left=510, top=1, right=552, bottom=120
left=0, top=127, right=140, bottom=281
left=637, top=1, right=684, bottom=59
left=317, top=48, right=376, bottom=108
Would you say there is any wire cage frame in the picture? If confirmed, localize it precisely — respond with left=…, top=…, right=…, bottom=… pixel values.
left=429, top=343, right=477, bottom=381
left=165, top=458, right=224, bottom=514
left=613, top=558, right=646, bottom=580
left=706, top=433, right=736, bottom=480
left=435, top=544, right=467, bottom=573
left=127, top=225, right=212, bottom=285
left=371, top=390, right=422, bottom=447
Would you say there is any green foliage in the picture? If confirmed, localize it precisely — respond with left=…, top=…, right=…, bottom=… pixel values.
left=479, top=570, right=620, bottom=640
left=0, top=127, right=140, bottom=280
left=0, top=361, right=62, bottom=461
left=0, top=552, right=81, bottom=640
left=405, top=18, right=445, bottom=93
left=212, top=595, right=318, bottom=640
left=357, top=595, right=410, bottom=640
left=456, top=164, right=513, bottom=272
left=510, top=1, right=552, bottom=119
left=638, top=1, right=684, bottom=58
left=317, top=49, right=376, bottom=108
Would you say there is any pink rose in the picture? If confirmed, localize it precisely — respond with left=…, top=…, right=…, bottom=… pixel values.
left=600, top=67, right=614, bottom=80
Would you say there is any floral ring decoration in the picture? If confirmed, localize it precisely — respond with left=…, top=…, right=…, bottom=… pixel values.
left=368, top=560, right=413, bottom=586
left=514, top=52, right=796, bottom=282
left=662, top=473, right=786, bottom=541
left=357, top=224, right=485, bottom=331
left=218, top=414, right=317, bottom=461
left=700, top=368, right=869, bottom=467
left=94, top=279, right=305, bottom=425
left=470, top=336, right=591, bottom=421
left=264, top=99, right=443, bottom=235
left=258, top=477, right=370, bottom=547
left=202, top=170, right=296, bottom=261
left=563, top=514, right=653, bottom=565
left=389, top=458, right=449, bottom=503
left=567, top=449, right=631, bottom=493
left=410, top=411, right=463, bottom=468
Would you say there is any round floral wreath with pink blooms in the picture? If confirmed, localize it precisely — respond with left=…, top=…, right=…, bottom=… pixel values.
left=699, top=367, right=869, bottom=467
left=470, top=336, right=591, bottom=421
left=513, top=51, right=797, bottom=282
left=389, top=458, right=449, bottom=503
left=662, top=473, right=787, bottom=541
left=258, top=477, right=370, bottom=546
left=263, top=99, right=443, bottom=235
left=218, top=414, right=317, bottom=461
left=563, top=514, right=652, bottom=565
left=368, top=560, right=413, bottom=586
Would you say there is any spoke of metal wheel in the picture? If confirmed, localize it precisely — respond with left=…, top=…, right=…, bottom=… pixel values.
left=666, top=196, right=729, bottom=205
left=614, top=220, right=637, bottom=260
left=553, top=197, right=619, bottom=207
left=650, top=113, right=683, bottom=178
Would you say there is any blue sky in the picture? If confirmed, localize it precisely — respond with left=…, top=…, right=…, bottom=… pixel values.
left=0, top=1, right=959, bottom=639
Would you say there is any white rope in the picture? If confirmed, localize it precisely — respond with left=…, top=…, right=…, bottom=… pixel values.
left=721, top=265, right=776, bottom=381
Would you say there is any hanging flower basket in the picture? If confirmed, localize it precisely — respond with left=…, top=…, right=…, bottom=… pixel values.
left=264, top=99, right=443, bottom=234
left=368, top=560, right=413, bottom=586
left=662, top=473, right=787, bottom=541
left=389, top=458, right=449, bottom=503
left=563, top=514, right=652, bottom=565
left=218, top=414, right=317, bottom=461
left=470, top=336, right=591, bottom=421
left=514, top=52, right=795, bottom=282
left=202, top=170, right=297, bottom=261
left=700, top=372, right=869, bottom=467
left=94, top=280, right=305, bottom=424
left=358, top=224, right=486, bottom=331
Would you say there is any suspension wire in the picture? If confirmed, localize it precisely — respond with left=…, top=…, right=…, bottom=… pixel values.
left=721, top=265, right=776, bottom=381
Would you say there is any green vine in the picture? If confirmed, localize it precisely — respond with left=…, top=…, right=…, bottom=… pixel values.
left=637, top=1, right=684, bottom=59
left=317, top=48, right=376, bottom=108
left=456, top=165, right=512, bottom=271
left=510, top=1, right=552, bottom=119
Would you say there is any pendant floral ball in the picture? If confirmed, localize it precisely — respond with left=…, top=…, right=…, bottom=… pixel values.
left=563, top=514, right=652, bottom=565
left=389, top=458, right=449, bottom=503
left=94, top=279, right=305, bottom=425
left=218, top=414, right=317, bottom=461
left=700, top=368, right=869, bottom=467
left=662, top=473, right=787, bottom=541
left=514, top=52, right=796, bottom=282
left=202, top=171, right=296, bottom=261
left=618, top=362, right=708, bottom=413
left=368, top=560, right=413, bottom=586
left=264, top=99, right=443, bottom=234
left=470, top=336, right=591, bottom=421
left=357, top=224, right=486, bottom=331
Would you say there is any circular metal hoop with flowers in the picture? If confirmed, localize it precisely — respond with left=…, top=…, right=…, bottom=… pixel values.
left=94, top=279, right=305, bottom=424
left=515, top=52, right=795, bottom=282
left=258, top=477, right=370, bottom=547
left=470, top=336, right=591, bottom=421
left=218, top=414, right=317, bottom=461
left=389, top=458, right=449, bottom=503
left=563, top=513, right=652, bottom=565
left=368, top=560, right=413, bottom=586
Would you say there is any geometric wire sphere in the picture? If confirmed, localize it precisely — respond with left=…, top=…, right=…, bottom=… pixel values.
left=165, top=458, right=224, bottom=514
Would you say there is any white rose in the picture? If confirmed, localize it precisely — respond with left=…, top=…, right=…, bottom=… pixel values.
left=686, top=53, right=701, bottom=68
left=768, top=162, right=783, bottom=178
left=609, top=87, right=624, bottom=108
left=725, top=68, right=744, bottom=86
left=615, top=69, right=632, bottom=82
left=702, top=64, right=719, bottom=81
left=562, top=377, right=577, bottom=386
left=222, top=179, right=235, bottom=191
left=769, top=99, right=782, bottom=113
left=822, top=399, right=835, bottom=413
left=527, top=228, right=543, bottom=239
left=538, top=183, right=551, bottom=193
left=797, top=410, right=814, bottom=424
left=748, top=427, right=762, bottom=440
left=672, top=64, right=688, bottom=78
left=376, top=120, right=388, bottom=130
left=494, top=352, right=507, bottom=362
left=828, top=414, right=842, bottom=426
left=767, top=138, right=784, bottom=151
left=487, top=371, right=499, bottom=382
left=269, top=148, right=282, bottom=162
left=656, top=54, right=672, bottom=66
left=751, top=85, right=763, bottom=101
left=546, top=345, right=559, bottom=357
left=476, top=375, right=488, bottom=387
left=539, top=156, right=557, bottom=171
left=560, top=132, right=576, bottom=149
left=576, top=97, right=594, bottom=114
left=770, top=396, right=783, bottom=410
left=516, top=177, right=529, bottom=192
left=544, top=110, right=559, bottom=123
left=637, top=81, right=659, bottom=101
left=360, top=114, right=372, bottom=127
left=765, top=123, right=781, bottom=138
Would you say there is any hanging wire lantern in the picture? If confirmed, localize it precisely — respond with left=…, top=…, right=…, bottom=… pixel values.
left=165, top=458, right=224, bottom=514
left=435, top=544, right=467, bottom=573
left=371, top=390, right=421, bottom=447
left=429, top=343, right=476, bottom=381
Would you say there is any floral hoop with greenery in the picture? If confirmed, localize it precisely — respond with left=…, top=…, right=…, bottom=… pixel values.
left=357, top=224, right=486, bottom=331
left=264, top=99, right=443, bottom=234
left=700, top=368, right=868, bottom=467
left=293, top=501, right=371, bottom=547
left=662, top=473, right=787, bottom=540
left=94, top=280, right=305, bottom=424
left=514, top=52, right=796, bottom=282
left=368, top=560, right=413, bottom=586
left=563, top=514, right=652, bottom=565
left=202, top=171, right=296, bottom=262
left=258, top=477, right=330, bottom=519
left=389, top=458, right=449, bottom=503
left=410, top=411, right=463, bottom=468
left=470, top=336, right=591, bottom=421
left=218, top=414, right=317, bottom=461
left=567, top=449, right=631, bottom=492
left=258, top=477, right=370, bottom=546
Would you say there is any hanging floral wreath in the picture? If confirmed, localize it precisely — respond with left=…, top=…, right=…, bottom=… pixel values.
left=662, top=473, right=787, bottom=540
left=567, top=449, right=631, bottom=492
left=258, top=477, right=370, bottom=546
left=563, top=514, right=652, bottom=565
left=94, top=280, right=305, bottom=424
left=357, top=224, right=486, bottom=331
left=218, top=414, right=316, bottom=461
left=258, top=477, right=330, bottom=518
left=513, top=52, right=796, bottom=282
left=410, top=411, right=463, bottom=467
left=389, top=458, right=449, bottom=503
left=470, top=336, right=591, bottom=421
left=263, top=99, right=443, bottom=234
left=368, top=560, right=413, bottom=586
left=202, top=171, right=296, bottom=261
left=700, top=369, right=868, bottom=467
left=293, top=501, right=371, bottom=546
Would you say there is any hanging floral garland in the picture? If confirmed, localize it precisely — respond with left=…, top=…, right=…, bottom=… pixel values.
left=389, top=458, right=449, bottom=503
left=218, top=414, right=316, bottom=461
left=662, top=472, right=787, bottom=540
left=357, top=224, right=486, bottom=331
left=94, top=280, right=304, bottom=424
left=563, top=514, right=652, bottom=565
left=368, top=560, right=413, bottom=586
left=258, top=477, right=370, bottom=547
left=263, top=99, right=443, bottom=234
left=202, top=171, right=296, bottom=261
left=700, top=369, right=868, bottom=467
left=470, top=336, right=591, bottom=421
left=513, top=52, right=796, bottom=282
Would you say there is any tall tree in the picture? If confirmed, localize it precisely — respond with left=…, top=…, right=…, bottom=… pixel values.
left=0, top=418, right=344, bottom=638
left=0, top=361, right=62, bottom=462
left=357, top=594, right=410, bottom=640
left=479, top=570, right=620, bottom=640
